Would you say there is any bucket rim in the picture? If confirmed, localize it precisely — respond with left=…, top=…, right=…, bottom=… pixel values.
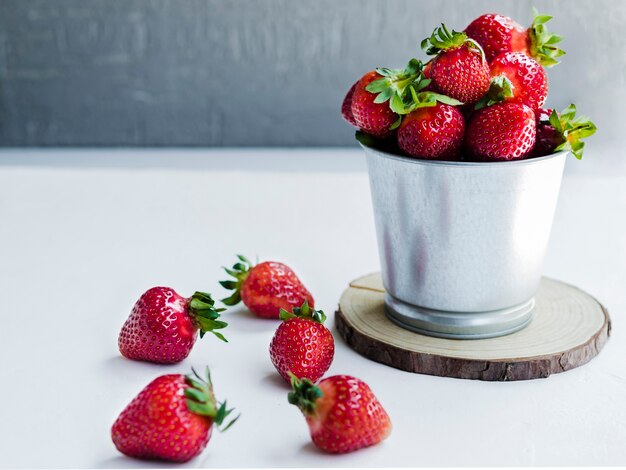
left=359, top=142, right=569, bottom=168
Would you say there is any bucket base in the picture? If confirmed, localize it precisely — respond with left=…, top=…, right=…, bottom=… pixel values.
left=384, top=294, right=535, bottom=339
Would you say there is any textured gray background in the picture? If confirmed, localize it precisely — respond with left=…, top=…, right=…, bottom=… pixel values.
left=0, top=0, right=624, bottom=147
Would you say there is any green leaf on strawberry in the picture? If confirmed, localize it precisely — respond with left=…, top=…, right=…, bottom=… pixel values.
left=551, top=104, right=597, bottom=160
left=403, top=88, right=463, bottom=113
left=529, top=8, right=565, bottom=67
left=279, top=300, right=327, bottom=324
left=220, top=254, right=254, bottom=306
left=474, top=76, right=514, bottom=110
left=188, top=291, right=229, bottom=342
left=184, top=367, right=239, bottom=431
left=365, top=58, right=431, bottom=115
left=421, top=23, right=486, bottom=61
left=287, top=374, right=324, bottom=415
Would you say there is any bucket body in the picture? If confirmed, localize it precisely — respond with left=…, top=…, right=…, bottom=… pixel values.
left=364, top=144, right=567, bottom=339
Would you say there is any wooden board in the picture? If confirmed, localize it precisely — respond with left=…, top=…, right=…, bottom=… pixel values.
left=335, top=273, right=611, bottom=381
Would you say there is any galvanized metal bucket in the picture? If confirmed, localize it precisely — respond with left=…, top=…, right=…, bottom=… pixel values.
left=363, top=143, right=567, bottom=339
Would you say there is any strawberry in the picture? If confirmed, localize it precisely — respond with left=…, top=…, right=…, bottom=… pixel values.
left=466, top=14, right=529, bottom=63
left=422, top=60, right=432, bottom=79
left=531, top=104, right=597, bottom=159
left=421, top=24, right=490, bottom=104
left=118, top=288, right=227, bottom=364
left=111, top=367, right=237, bottom=462
left=533, top=108, right=562, bottom=158
left=487, top=52, right=548, bottom=110
left=465, top=10, right=565, bottom=66
left=341, top=82, right=358, bottom=127
left=288, top=375, right=392, bottom=454
left=270, top=301, right=334, bottom=383
left=350, top=70, right=399, bottom=137
left=397, top=102, right=465, bottom=160
left=465, top=102, right=536, bottom=161
left=221, top=255, right=314, bottom=319
left=350, top=59, right=428, bottom=137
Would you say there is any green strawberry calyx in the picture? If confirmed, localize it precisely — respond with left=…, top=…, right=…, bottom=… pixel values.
left=220, top=254, right=254, bottom=306
left=365, top=58, right=431, bottom=127
left=188, top=292, right=228, bottom=342
left=528, top=8, right=565, bottom=68
left=279, top=300, right=326, bottom=324
left=184, top=367, right=239, bottom=431
left=404, top=89, right=463, bottom=114
left=287, top=373, right=323, bottom=416
left=421, top=24, right=486, bottom=62
left=365, top=58, right=463, bottom=128
left=474, top=76, right=514, bottom=110
left=550, top=104, right=597, bottom=160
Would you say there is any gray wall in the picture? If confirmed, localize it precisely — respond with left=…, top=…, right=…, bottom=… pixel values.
left=0, top=0, right=624, bottom=147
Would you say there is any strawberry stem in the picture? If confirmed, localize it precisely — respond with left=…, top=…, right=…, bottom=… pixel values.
left=421, top=24, right=469, bottom=55
left=552, top=104, right=597, bottom=160
left=220, top=254, right=254, bottom=306
left=287, top=374, right=323, bottom=416
left=188, top=292, right=229, bottom=342
left=528, top=8, right=565, bottom=67
left=184, top=367, right=239, bottom=431
left=474, top=76, right=514, bottom=110
left=279, top=300, right=327, bottom=324
left=365, top=58, right=431, bottom=115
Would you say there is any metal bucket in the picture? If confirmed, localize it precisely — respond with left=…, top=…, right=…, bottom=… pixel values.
left=363, top=143, right=567, bottom=339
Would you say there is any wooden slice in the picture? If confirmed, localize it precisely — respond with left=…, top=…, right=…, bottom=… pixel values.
left=335, top=273, right=611, bottom=381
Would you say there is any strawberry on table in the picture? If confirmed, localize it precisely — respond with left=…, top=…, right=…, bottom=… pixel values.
left=465, top=102, right=536, bottom=161
left=111, top=367, right=238, bottom=463
left=270, top=301, right=334, bottom=383
left=397, top=101, right=465, bottom=160
left=487, top=52, right=548, bottom=110
left=221, top=255, right=314, bottom=319
left=465, top=9, right=564, bottom=66
left=532, top=104, right=597, bottom=159
left=288, top=374, right=392, bottom=454
left=118, top=288, right=227, bottom=364
left=421, top=24, right=491, bottom=104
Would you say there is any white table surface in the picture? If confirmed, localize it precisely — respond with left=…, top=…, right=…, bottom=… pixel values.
left=0, top=147, right=625, bottom=468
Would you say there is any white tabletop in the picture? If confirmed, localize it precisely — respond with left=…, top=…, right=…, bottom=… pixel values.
left=0, top=148, right=624, bottom=468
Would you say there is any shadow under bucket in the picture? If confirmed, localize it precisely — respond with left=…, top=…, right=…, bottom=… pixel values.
left=363, top=143, right=567, bottom=339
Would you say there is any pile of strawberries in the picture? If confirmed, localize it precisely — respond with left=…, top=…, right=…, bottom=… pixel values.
left=111, top=256, right=391, bottom=462
left=342, top=11, right=596, bottom=161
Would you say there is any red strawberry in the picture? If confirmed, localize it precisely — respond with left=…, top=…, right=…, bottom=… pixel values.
left=533, top=108, right=562, bottom=158
left=397, top=102, right=465, bottom=160
left=465, top=102, right=536, bottom=161
left=465, top=10, right=565, bottom=66
left=350, top=70, right=399, bottom=137
left=422, top=60, right=432, bottom=79
left=270, top=301, right=334, bottom=383
left=421, top=25, right=490, bottom=104
left=111, top=368, right=237, bottom=462
left=488, top=52, right=548, bottom=110
left=531, top=105, right=597, bottom=159
left=465, top=14, right=528, bottom=63
left=420, top=61, right=435, bottom=91
left=221, top=255, right=314, bottom=319
left=289, top=375, right=392, bottom=454
left=349, top=59, right=428, bottom=137
left=118, top=288, right=227, bottom=364
left=341, top=82, right=358, bottom=127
